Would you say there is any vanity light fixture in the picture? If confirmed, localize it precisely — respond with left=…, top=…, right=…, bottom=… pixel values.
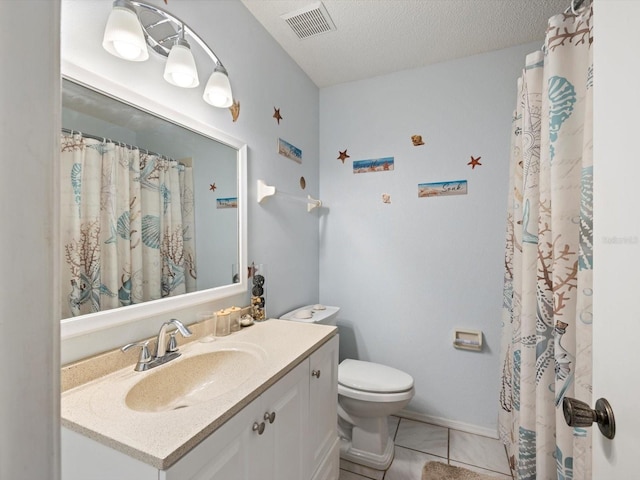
left=102, top=0, right=149, bottom=61
left=102, top=0, right=233, bottom=106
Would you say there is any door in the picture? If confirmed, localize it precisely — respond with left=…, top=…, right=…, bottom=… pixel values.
left=249, top=359, right=310, bottom=480
left=592, top=0, right=640, bottom=477
left=309, top=335, right=339, bottom=476
left=161, top=399, right=259, bottom=480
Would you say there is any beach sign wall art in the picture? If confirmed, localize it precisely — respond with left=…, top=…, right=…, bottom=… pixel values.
left=278, top=138, right=302, bottom=164
left=418, top=180, right=468, bottom=198
left=216, top=197, right=238, bottom=208
left=353, top=157, right=394, bottom=174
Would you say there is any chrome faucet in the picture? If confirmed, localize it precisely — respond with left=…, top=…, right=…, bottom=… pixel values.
left=121, top=318, right=193, bottom=372
left=155, top=318, right=192, bottom=358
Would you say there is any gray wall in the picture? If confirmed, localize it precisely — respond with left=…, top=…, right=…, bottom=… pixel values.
left=319, top=42, right=539, bottom=433
left=0, top=1, right=61, bottom=479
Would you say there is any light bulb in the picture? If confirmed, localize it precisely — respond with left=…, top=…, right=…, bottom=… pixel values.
left=170, top=71, right=195, bottom=88
left=102, top=1, right=148, bottom=62
left=163, top=41, right=199, bottom=88
left=112, top=40, right=144, bottom=61
left=203, top=66, right=233, bottom=108
left=207, top=91, right=231, bottom=107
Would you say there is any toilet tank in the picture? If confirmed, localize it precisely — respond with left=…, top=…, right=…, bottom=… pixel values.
left=280, top=305, right=340, bottom=325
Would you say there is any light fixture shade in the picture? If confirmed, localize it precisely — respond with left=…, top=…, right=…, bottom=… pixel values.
left=163, top=39, right=199, bottom=88
left=102, top=1, right=149, bottom=61
left=203, top=66, right=234, bottom=108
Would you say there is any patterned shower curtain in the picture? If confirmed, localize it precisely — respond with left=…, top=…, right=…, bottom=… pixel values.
left=60, top=133, right=197, bottom=319
left=499, top=5, right=593, bottom=480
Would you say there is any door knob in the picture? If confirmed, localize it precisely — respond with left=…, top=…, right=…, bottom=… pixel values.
left=562, top=397, right=616, bottom=439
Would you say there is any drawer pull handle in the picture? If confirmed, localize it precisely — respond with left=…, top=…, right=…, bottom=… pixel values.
left=252, top=421, right=265, bottom=435
left=312, top=369, right=321, bottom=378
left=264, top=411, right=276, bottom=424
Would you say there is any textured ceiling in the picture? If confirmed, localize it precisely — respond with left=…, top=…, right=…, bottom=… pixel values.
left=240, top=0, right=570, bottom=88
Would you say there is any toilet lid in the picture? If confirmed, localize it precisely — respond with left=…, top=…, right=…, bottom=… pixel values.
left=338, top=359, right=414, bottom=393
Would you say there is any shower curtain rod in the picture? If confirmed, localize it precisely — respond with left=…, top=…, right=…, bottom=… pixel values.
left=61, top=128, right=171, bottom=160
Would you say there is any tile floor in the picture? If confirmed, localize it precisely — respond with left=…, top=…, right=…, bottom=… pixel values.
left=339, top=417, right=513, bottom=480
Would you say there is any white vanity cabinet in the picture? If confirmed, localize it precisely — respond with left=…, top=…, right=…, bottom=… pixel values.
left=163, top=359, right=310, bottom=480
left=165, top=336, right=339, bottom=480
left=62, top=334, right=339, bottom=480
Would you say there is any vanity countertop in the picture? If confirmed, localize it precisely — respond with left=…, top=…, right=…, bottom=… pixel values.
left=61, top=319, right=337, bottom=470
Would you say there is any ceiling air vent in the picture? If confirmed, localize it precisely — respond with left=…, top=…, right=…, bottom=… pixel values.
left=281, top=2, right=336, bottom=40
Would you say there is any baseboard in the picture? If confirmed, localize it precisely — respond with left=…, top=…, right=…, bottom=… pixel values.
left=397, top=409, right=499, bottom=440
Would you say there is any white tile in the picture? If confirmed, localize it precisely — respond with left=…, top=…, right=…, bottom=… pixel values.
left=394, top=419, right=448, bottom=458
left=384, top=446, right=446, bottom=480
left=339, top=459, right=384, bottom=480
left=449, top=460, right=513, bottom=479
left=339, top=469, right=374, bottom=480
left=449, top=430, right=511, bottom=475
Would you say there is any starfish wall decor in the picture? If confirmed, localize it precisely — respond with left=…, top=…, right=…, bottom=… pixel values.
left=337, top=149, right=350, bottom=163
left=467, top=156, right=482, bottom=169
left=273, top=107, right=283, bottom=124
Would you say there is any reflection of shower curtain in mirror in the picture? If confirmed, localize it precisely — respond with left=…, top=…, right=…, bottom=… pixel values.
left=60, top=133, right=197, bottom=318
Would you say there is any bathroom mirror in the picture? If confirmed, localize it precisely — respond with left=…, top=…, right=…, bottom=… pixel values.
left=60, top=70, right=247, bottom=339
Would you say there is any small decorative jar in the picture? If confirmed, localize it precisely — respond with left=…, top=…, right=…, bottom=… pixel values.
left=215, top=309, right=230, bottom=336
left=228, top=306, right=242, bottom=332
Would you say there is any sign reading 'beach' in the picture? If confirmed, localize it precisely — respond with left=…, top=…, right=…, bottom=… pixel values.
left=418, top=180, right=468, bottom=198
left=353, top=157, right=394, bottom=174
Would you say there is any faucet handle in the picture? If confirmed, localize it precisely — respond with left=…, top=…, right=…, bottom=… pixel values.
left=167, top=332, right=179, bottom=353
left=121, top=340, right=152, bottom=371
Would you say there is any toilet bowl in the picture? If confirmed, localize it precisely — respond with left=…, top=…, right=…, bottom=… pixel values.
left=280, top=305, right=415, bottom=471
left=337, top=359, right=414, bottom=469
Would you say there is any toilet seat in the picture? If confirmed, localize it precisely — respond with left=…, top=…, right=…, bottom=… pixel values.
left=338, top=359, right=414, bottom=403
left=338, top=383, right=415, bottom=403
left=339, top=359, right=414, bottom=393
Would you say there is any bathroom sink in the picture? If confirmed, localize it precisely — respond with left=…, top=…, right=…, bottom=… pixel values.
left=125, top=348, right=264, bottom=412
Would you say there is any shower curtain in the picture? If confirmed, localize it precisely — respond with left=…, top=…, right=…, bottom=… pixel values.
left=499, top=5, right=593, bottom=480
left=60, top=133, right=197, bottom=318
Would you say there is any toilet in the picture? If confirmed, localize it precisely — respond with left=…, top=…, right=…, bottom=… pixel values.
left=280, top=305, right=415, bottom=471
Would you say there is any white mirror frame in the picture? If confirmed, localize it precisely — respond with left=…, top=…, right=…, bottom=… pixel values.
left=60, top=60, right=248, bottom=340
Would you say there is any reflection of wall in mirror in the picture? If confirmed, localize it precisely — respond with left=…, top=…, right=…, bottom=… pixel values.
left=62, top=107, right=135, bottom=145
left=196, top=147, right=238, bottom=289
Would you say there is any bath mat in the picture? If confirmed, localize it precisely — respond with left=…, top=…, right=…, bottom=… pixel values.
left=422, top=461, right=504, bottom=480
